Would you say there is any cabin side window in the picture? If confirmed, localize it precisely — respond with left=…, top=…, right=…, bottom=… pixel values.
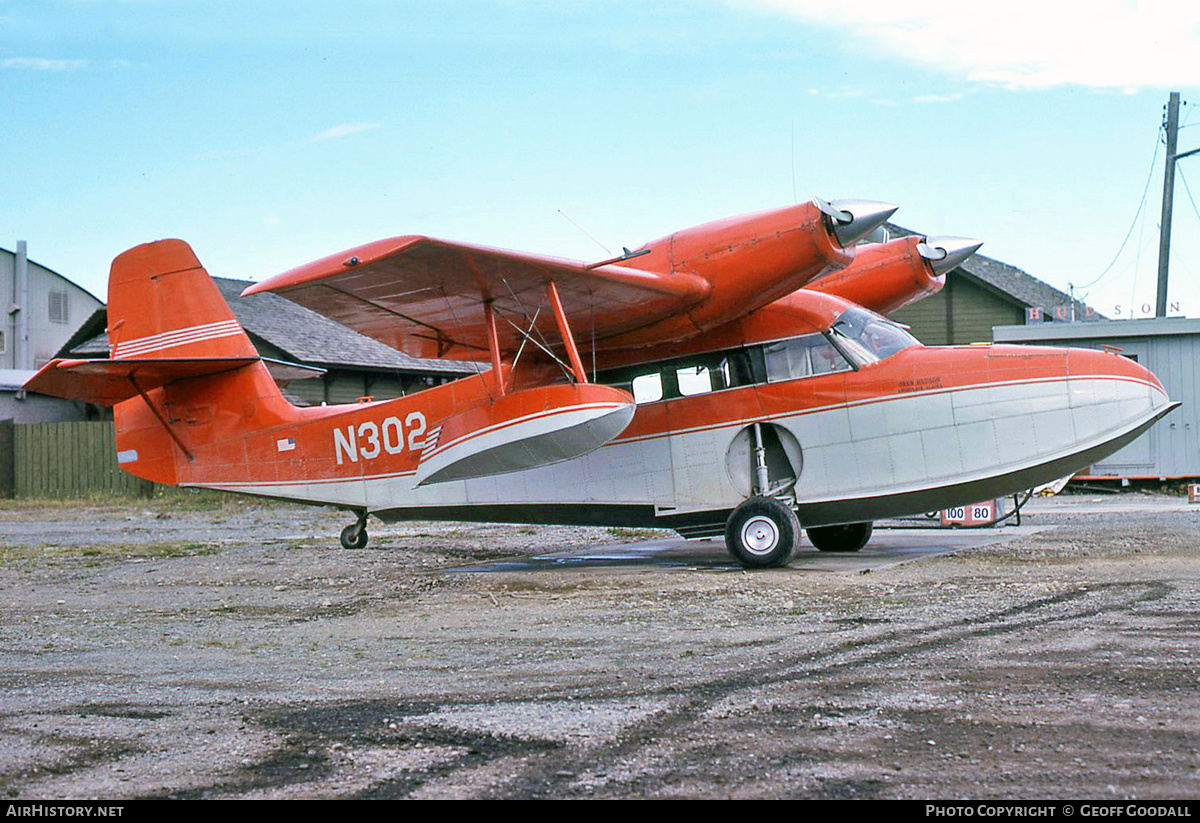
left=676, top=365, right=713, bottom=397
left=599, top=324, right=907, bottom=405
left=600, top=347, right=761, bottom=405
left=631, top=373, right=664, bottom=403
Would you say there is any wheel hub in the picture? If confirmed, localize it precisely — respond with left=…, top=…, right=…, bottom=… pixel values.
left=740, top=515, right=780, bottom=556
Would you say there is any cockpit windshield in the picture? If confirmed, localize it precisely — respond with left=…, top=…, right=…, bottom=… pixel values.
left=828, top=307, right=920, bottom=365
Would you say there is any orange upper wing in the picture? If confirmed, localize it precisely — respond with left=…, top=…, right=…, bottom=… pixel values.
left=242, top=237, right=711, bottom=360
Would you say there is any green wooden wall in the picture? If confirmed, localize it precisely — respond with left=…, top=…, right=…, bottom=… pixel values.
left=890, top=275, right=1026, bottom=346
left=12, top=421, right=151, bottom=497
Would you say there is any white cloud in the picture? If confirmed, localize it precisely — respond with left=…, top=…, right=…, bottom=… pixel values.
left=2, top=57, right=88, bottom=71
left=741, top=0, right=1200, bottom=90
left=197, top=122, right=384, bottom=160
left=306, top=122, right=382, bottom=142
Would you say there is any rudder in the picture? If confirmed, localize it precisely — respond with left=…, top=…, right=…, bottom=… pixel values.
left=107, top=239, right=257, bottom=360
left=24, top=239, right=290, bottom=488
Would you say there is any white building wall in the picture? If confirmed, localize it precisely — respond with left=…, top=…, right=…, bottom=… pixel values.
left=1, top=245, right=102, bottom=370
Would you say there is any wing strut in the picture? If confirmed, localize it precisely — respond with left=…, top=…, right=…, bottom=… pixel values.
left=482, top=282, right=590, bottom=396
left=483, top=301, right=506, bottom=397
left=546, top=281, right=588, bottom=384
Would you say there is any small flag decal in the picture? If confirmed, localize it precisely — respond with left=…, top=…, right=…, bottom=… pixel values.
left=276, top=437, right=296, bottom=452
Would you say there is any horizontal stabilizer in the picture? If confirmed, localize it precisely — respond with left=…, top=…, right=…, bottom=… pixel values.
left=23, top=357, right=259, bottom=407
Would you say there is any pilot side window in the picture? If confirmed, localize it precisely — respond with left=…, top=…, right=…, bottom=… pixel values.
left=763, top=334, right=851, bottom=382
left=828, top=307, right=919, bottom=365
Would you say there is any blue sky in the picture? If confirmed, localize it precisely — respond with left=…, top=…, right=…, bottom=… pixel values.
left=4, top=0, right=1200, bottom=322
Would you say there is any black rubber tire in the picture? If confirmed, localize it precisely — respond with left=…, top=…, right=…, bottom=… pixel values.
left=340, top=523, right=369, bottom=550
left=806, top=522, right=873, bottom=553
left=724, top=496, right=800, bottom=568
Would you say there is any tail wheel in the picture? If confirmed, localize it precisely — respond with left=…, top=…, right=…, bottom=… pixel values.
left=340, top=525, right=367, bottom=551
left=806, top=522, right=873, bottom=553
left=725, top=496, right=800, bottom=568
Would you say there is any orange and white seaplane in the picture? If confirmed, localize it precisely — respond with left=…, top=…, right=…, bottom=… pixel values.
left=25, top=198, right=1178, bottom=567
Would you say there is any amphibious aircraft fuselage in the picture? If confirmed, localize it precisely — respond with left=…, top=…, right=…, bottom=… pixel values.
left=26, top=198, right=1177, bottom=566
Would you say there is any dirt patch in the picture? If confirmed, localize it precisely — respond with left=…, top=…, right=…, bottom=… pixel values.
left=0, top=497, right=1198, bottom=798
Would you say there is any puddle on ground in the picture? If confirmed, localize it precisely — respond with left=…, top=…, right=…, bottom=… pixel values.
left=437, top=528, right=1031, bottom=574
left=442, top=539, right=743, bottom=573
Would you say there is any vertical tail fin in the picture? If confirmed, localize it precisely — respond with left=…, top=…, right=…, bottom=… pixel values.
left=24, top=238, right=300, bottom=488
left=107, top=239, right=258, bottom=360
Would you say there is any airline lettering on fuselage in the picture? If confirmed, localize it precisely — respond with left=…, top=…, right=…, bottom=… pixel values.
left=898, top=376, right=942, bottom=394
left=334, top=412, right=427, bottom=465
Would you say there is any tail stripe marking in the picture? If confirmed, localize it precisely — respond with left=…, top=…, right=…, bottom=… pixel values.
left=420, top=426, right=442, bottom=458
left=113, top=320, right=244, bottom=358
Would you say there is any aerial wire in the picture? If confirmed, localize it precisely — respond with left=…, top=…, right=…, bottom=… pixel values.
left=791, top=120, right=797, bottom=204
left=557, top=209, right=611, bottom=256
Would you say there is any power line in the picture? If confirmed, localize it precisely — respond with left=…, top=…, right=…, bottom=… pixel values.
left=1180, top=98, right=1197, bottom=129
left=1128, top=183, right=1151, bottom=320
left=1075, top=127, right=1163, bottom=290
left=1177, top=164, right=1200, bottom=225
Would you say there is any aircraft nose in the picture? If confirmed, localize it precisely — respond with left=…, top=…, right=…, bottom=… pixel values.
left=1067, top=346, right=1168, bottom=397
left=1063, top=346, right=1177, bottom=448
left=812, top=197, right=898, bottom=247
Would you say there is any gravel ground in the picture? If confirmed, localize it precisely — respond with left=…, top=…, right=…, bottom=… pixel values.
left=0, top=491, right=1198, bottom=799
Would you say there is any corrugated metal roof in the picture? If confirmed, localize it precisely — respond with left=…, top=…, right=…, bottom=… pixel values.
left=994, top=316, right=1200, bottom=342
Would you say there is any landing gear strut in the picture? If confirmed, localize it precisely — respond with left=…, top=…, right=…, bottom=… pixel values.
left=724, top=423, right=801, bottom=568
left=340, top=511, right=369, bottom=550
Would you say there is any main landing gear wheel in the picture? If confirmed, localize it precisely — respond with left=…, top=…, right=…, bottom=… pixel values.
left=340, top=516, right=369, bottom=550
left=724, top=496, right=800, bottom=568
left=806, top=522, right=873, bottom=553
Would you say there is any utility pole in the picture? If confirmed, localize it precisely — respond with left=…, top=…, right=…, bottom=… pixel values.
left=1155, top=93, right=1180, bottom=317
left=1156, top=91, right=1200, bottom=317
